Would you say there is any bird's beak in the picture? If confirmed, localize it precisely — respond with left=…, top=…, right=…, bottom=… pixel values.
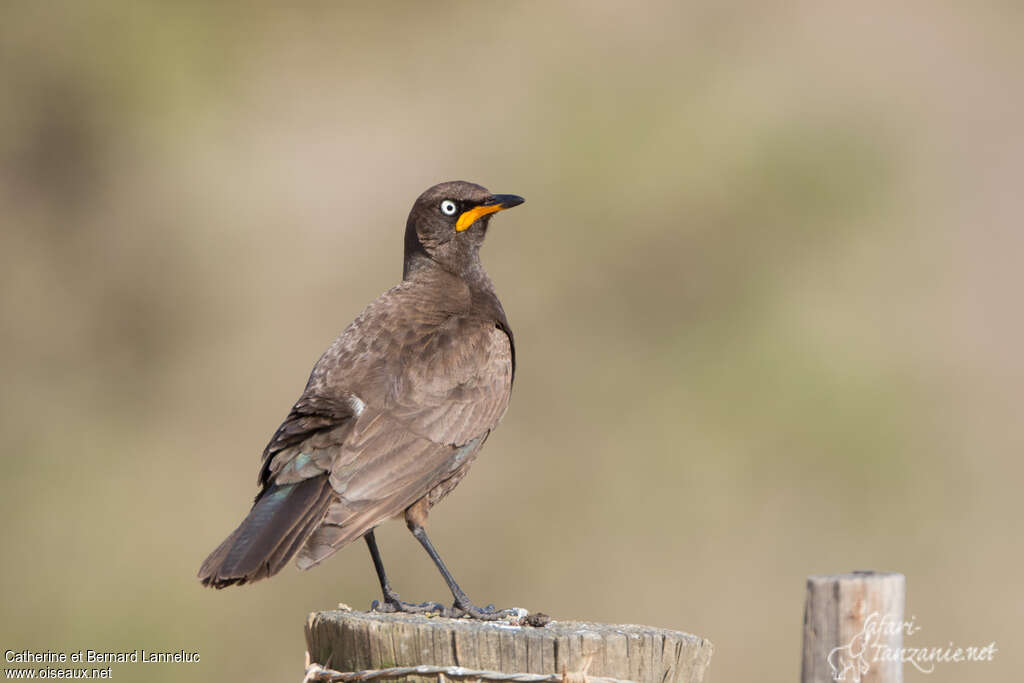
left=456, top=194, right=525, bottom=232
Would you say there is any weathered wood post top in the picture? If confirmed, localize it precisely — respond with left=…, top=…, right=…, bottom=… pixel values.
left=801, top=571, right=906, bottom=683
left=306, top=609, right=714, bottom=683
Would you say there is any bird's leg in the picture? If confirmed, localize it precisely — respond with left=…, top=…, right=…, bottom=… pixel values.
left=406, top=520, right=517, bottom=621
left=364, top=530, right=446, bottom=614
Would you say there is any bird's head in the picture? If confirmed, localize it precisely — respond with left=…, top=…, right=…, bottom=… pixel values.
left=404, top=181, right=524, bottom=278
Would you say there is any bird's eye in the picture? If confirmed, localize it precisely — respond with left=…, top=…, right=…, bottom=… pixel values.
left=440, top=200, right=458, bottom=216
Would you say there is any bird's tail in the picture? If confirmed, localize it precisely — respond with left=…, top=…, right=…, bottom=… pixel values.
left=197, top=474, right=333, bottom=588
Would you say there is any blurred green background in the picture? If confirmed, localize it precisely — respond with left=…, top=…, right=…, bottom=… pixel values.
left=2, top=2, right=1021, bottom=682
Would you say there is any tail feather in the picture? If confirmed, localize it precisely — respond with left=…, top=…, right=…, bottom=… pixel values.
left=198, top=474, right=333, bottom=588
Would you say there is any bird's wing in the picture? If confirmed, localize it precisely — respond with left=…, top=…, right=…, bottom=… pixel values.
left=334, top=320, right=513, bottom=497
left=295, top=320, right=514, bottom=569
left=257, top=393, right=361, bottom=489
left=250, top=273, right=513, bottom=569
left=385, top=319, right=514, bottom=444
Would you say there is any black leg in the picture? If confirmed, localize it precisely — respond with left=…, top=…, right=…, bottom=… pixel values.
left=407, top=522, right=517, bottom=621
left=364, top=530, right=446, bottom=615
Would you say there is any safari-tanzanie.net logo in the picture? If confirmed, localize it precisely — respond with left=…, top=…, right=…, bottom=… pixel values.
left=827, top=612, right=996, bottom=681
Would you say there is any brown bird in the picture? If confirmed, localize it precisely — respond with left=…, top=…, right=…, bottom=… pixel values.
left=198, top=181, right=524, bottom=620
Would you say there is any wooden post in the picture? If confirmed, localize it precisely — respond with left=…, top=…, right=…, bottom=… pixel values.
left=801, top=571, right=905, bottom=683
left=306, top=609, right=714, bottom=683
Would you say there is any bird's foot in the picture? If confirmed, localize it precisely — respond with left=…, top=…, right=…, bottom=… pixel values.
left=370, top=597, right=449, bottom=615
left=449, top=602, right=528, bottom=622
left=370, top=592, right=531, bottom=623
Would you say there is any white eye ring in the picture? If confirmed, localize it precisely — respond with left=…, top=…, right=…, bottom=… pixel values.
left=440, top=200, right=458, bottom=216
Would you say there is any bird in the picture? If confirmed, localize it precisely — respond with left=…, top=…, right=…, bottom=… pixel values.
left=197, top=180, right=525, bottom=620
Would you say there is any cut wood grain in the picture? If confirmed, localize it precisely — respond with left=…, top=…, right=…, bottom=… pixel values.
left=306, top=610, right=713, bottom=683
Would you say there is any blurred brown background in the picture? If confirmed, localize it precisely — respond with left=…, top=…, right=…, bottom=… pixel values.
left=2, top=2, right=1021, bottom=682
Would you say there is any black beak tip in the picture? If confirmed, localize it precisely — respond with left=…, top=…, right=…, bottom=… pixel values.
left=488, top=194, right=525, bottom=209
